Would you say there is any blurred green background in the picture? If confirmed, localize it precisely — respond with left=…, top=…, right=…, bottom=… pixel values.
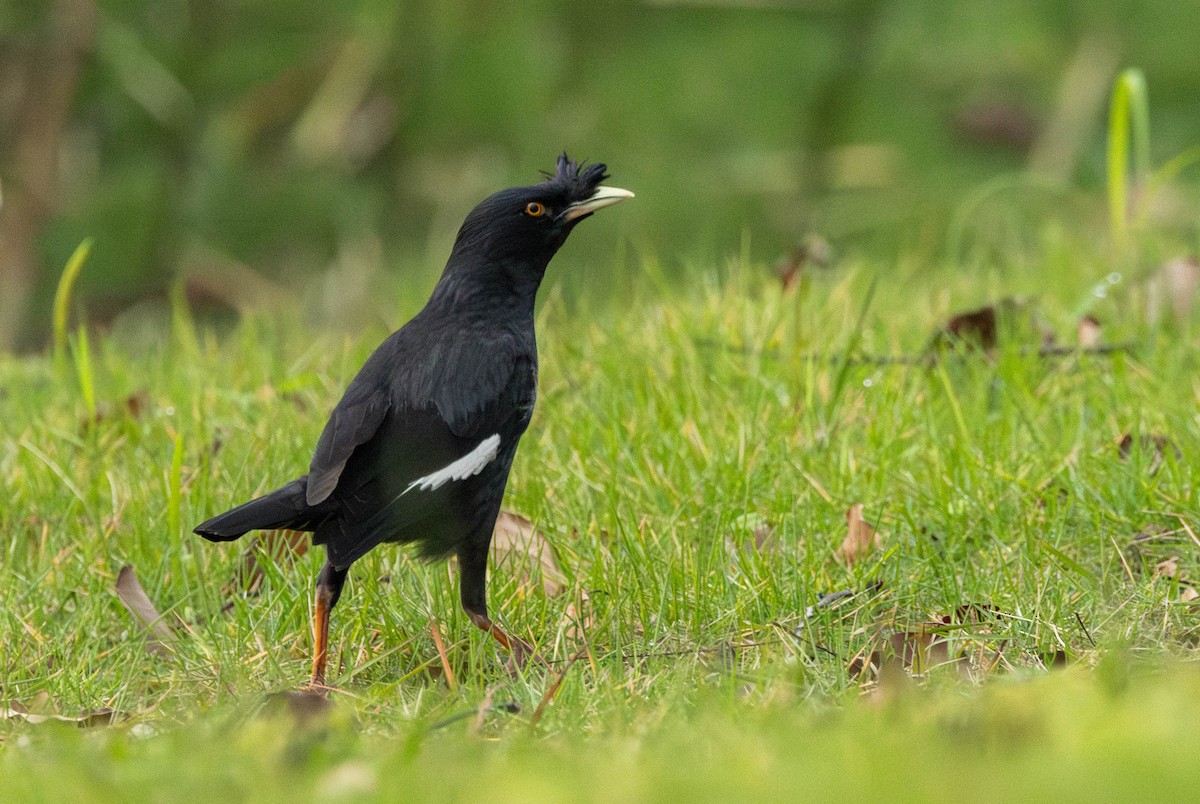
left=2, top=0, right=1198, bottom=349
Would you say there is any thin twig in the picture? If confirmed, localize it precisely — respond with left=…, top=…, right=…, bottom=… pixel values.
left=692, top=337, right=1140, bottom=366
left=1074, top=612, right=1097, bottom=647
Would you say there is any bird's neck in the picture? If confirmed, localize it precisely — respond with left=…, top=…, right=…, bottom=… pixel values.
left=425, top=257, right=544, bottom=323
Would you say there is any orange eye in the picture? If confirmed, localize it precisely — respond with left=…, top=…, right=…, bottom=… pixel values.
left=524, top=202, right=546, bottom=217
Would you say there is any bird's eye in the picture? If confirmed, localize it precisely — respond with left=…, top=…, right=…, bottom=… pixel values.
left=524, top=202, right=546, bottom=217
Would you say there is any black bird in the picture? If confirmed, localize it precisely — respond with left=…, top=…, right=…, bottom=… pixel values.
left=196, top=155, right=632, bottom=688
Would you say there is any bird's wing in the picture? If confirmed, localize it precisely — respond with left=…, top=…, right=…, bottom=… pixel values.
left=305, top=330, right=526, bottom=508
left=306, top=381, right=391, bottom=506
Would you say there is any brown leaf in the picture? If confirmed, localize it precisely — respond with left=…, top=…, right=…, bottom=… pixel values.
left=725, top=515, right=775, bottom=556
left=928, top=299, right=1045, bottom=356
left=1181, top=587, right=1199, bottom=603
left=1154, top=556, right=1180, bottom=579
left=1077, top=315, right=1102, bottom=348
left=941, top=304, right=998, bottom=351
left=1147, top=256, right=1200, bottom=323
left=115, top=565, right=175, bottom=653
left=848, top=627, right=954, bottom=679
left=750, top=523, right=774, bottom=551
left=837, top=503, right=880, bottom=566
left=491, top=511, right=566, bottom=597
left=1117, top=433, right=1179, bottom=473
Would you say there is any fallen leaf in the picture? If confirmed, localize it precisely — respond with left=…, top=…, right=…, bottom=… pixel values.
left=1117, top=433, right=1179, bottom=473
left=1146, top=256, right=1200, bottom=323
left=1181, top=587, right=1199, bottom=603
left=938, top=304, right=999, bottom=352
left=837, top=503, right=880, bottom=566
left=115, top=565, right=174, bottom=653
left=491, top=511, right=566, bottom=597
left=1154, top=556, right=1180, bottom=579
left=724, top=514, right=775, bottom=555
left=1077, top=315, right=1102, bottom=348
left=927, top=299, right=1049, bottom=356
left=848, top=628, right=953, bottom=678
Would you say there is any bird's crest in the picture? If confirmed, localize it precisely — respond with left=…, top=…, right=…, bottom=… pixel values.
left=538, top=153, right=609, bottom=204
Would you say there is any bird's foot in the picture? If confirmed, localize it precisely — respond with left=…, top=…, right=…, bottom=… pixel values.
left=297, top=681, right=333, bottom=698
left=505, top=633, right=550, bottom=671
left=467, top=611, right=548, bottom=670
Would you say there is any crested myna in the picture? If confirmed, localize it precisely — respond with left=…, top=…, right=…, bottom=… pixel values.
left=196, top=155, right=632, bottom=687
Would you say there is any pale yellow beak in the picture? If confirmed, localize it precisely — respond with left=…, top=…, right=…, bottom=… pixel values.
left=561, top=185, right=635, bottom=222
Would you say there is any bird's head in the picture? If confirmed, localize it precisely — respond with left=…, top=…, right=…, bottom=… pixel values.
left=447, top=154, right=634, bottom=273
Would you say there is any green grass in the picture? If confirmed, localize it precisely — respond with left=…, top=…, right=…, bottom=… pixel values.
left=3, top=230, right=1200, bottom=799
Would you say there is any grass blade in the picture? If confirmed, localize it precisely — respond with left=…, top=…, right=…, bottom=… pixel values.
left=52, top=238, right=94, bottom=369
left=1106, top=68, right=1149, bottom=255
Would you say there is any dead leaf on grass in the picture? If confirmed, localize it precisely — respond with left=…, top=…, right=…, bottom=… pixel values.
left=724, top=514, right=775, bottom=556
left=836, top=503, right=880, bottom=566
left=1147, top=256, right=1200, bottom=323
left=1117, top=433, right=1179, bottom=473
left=1154, top=556, right=1180, bottom=579
left=942, top=304, right=999, bottom=351
left=848, top=628, right=954, bottom=679
left=115, top=565, right=175, bottom=654
left=492, top=511, right=566, bottom=597
left=1181, top=587, right=1199, bottom=603
left=1077, top=315, right=1102, bottom=348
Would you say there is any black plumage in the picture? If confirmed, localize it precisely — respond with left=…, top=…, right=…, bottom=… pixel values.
left=196, top=155, right=632, bottom=687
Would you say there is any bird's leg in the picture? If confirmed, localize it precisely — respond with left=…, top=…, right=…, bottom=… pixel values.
left=459, top=547, right=545, bottom=668
left=308, top=561, right=348, bottom=691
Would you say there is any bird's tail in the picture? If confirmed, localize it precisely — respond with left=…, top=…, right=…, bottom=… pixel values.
left=194, top=477, right=316, bottom=542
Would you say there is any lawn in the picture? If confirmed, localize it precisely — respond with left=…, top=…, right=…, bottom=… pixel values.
left=3, top=228, right=1199, bottom=800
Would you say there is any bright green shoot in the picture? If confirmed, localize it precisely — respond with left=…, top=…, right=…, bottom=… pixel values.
left=1106, top=68, right=1150, bottom=256
left=52, top=238, right=94, bottom=370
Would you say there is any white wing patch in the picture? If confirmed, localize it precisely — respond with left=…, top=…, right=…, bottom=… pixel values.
left=405, top=434, right=501, bottom=494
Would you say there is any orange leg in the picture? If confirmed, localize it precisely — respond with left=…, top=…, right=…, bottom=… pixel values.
left=307, top=562, right=348, bottom=691
left=310, top=591, right=331, bottom=688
